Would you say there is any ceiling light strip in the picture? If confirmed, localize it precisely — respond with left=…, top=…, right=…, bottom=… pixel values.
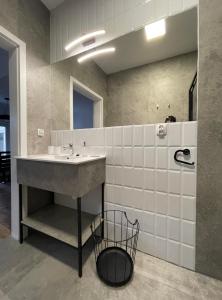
left=77, top=47, right=116, bottom=63
left=65, top=30, right=106, bottom=51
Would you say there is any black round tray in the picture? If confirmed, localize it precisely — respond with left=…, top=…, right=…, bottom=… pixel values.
left=96, top=247, right=134, bottom=287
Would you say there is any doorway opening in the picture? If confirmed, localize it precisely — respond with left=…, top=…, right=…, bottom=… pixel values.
left=0, top=25, right=27, bottom=241
left=70, top=77, right=103, bottom=129
left=0, top=47, right=10, bottom=238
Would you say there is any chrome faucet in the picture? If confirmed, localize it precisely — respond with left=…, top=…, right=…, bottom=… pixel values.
left=63, top=143, right=74, bottom=155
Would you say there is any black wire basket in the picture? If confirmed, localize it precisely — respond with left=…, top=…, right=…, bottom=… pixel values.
left=91, top=210, right=140, bottom=287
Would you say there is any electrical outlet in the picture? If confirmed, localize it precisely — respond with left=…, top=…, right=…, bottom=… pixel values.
left=156, top=124, right=167, bottom=137
left=37, top=128, right=44, bottom=137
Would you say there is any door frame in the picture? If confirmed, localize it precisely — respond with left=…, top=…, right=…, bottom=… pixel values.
left=69, top=76, right=103, bottom=129
left=0, top=25, right=27, bottom=240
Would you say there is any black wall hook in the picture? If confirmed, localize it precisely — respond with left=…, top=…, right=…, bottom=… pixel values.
left=174, top=149, right=195, bottom=166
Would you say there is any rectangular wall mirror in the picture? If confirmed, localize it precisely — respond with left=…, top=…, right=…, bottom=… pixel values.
left=51, top=7, right=197, bottom=130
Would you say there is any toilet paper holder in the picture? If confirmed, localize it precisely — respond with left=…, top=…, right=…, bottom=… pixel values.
left=174, top=149, right=195, bottom=166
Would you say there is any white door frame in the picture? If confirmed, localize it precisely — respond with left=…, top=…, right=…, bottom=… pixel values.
left=69, top=76, right=103, bottom=129
left=0, top=25, right=27, bottom=240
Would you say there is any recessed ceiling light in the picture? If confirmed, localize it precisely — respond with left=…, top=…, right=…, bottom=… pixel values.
left=77, top=47, right=116, bottom=63
left=65, top=30, right=106, bottom=51
left=145, top=19, right=166, bottom=40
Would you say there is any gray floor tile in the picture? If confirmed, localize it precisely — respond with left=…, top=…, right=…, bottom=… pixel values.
left=0, top=233, right=222, bottom=300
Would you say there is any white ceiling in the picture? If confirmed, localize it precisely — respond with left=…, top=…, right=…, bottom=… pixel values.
left=94, top=8, right=197, bottom=75
left=41, top=0, right=64, bottom=10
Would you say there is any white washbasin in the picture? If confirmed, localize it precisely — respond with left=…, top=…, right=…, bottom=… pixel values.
left=54, top=154, right=101, bottom=160
left=15, top=154, right=106, bottom=165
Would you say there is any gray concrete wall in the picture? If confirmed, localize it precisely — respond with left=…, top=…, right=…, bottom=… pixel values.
left=196, top=0, right=222, bottom=280
left=0, top=0, right=51, bottom=154
left=51, top=57, right=107, bottom=130
left=0, top=0, right=107, bottom=147
left=106, top=52, right=197, bottom=126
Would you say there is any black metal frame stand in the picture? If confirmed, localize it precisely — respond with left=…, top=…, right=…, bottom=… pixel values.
left=77, top=196, right=82, bottom=277
left=18, top=182, right=105, bottom=278
left=101, top=182, right=104, bottom=239
left=19, top=184, right=23, bottom=244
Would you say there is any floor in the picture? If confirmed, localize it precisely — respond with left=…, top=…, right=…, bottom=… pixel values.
left=0, top=233, right=222, bottom=300
left=0, top=183, right=11, bottom=239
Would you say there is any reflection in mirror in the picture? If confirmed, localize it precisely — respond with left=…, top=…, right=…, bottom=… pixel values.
left=51, top=8, right=197, bottom=130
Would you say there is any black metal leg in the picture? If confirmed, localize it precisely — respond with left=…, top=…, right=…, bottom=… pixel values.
left=19, top=184, right=23, bottom=244
left=101, top=183, right=105, bottom=239
left=77, top=197, right=82, bottom=277
left=50, top=191, right=55, bottom=204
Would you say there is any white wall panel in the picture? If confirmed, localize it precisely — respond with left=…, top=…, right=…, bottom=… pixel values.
left=50, top=0, right=198, bottom=63
left=169, top=0, right=183, bottom=15
left=51, top=121, right=197, bottom=271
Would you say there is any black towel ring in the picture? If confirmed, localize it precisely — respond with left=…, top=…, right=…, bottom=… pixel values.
left=174, top=149, right=195, bottom=166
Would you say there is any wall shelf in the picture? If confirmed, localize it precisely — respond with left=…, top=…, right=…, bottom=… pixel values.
left=22, top=204, right=100, bottom=248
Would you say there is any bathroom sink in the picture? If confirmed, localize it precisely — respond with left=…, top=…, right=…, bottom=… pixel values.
left=54, top=155, right=75, bottom=160
left=54, top=154, right=101, bottom=161
left=16, top=154, right=106, bottom=197
left=15, top=154, right=106, bottom=165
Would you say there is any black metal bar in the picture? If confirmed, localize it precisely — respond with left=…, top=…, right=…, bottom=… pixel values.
left=126, top=219, right=128, bottom=252
left=174, top=149, right=195, bottom=166
left=106, top=210, right=109, bottom=248
left=77, top=197, right=82, bottom=278
left=19, top=184, right=23, bottom=244
left=120, top=212, right=123, bottom=249
left=50, top=191, right=55, bottom=204
left=114, top=210, right=116, bottom=247
left=101, top=183, right=104, bottom=239
left=189, top=72, right=197, bottom=121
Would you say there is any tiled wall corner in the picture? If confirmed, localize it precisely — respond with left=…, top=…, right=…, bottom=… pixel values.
left=51, top=121, right=197, bottom=270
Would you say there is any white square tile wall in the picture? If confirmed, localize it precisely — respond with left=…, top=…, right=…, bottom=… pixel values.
left=133, top=147, right=144, bottom=167
left=156, top=147, right=168, bottom=169
left=133, top=125, right=144, bottom=146
left=144, top=169, right=155, bottom=190
left=144, top=190, right=155, bottom=212
left=144, top=125, right=155, bottom=146
left=156, top=170, right=168, bottom=193
left=156, top=192, right=168, bottom=215
left=168, top=194, right=181, bottom=218
left=105, top=127, right=113, bottom=146
left=51, top=121, right=197, bottom=270
left=113, top=127, right=123, bottom=146
left=144, top=147, right=155, bottom=168
left=123, top=126, right=133, bottom=146
left=167, top=240, right=180, bottom=265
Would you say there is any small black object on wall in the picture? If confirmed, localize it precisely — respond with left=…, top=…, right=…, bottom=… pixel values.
left=165, top=115, right=176, bottom=123
left=174, top=149, right=195, bottom=166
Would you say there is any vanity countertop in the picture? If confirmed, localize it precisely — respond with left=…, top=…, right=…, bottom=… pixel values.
left=16, top=153, right=106, bottom=197
left=15, top=154, right=106, bottom=165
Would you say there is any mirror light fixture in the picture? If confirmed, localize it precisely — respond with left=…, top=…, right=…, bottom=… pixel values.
left=77, top=47, right=116, bottom=63
left=145, top=19, right=166, bottom=40
left=65, top=30, right=106, bottom=51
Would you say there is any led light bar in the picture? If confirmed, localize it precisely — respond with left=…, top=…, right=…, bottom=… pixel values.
left=77, top=47, right=116, bottom=63
left=65, top=30, right=106, bottom=51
